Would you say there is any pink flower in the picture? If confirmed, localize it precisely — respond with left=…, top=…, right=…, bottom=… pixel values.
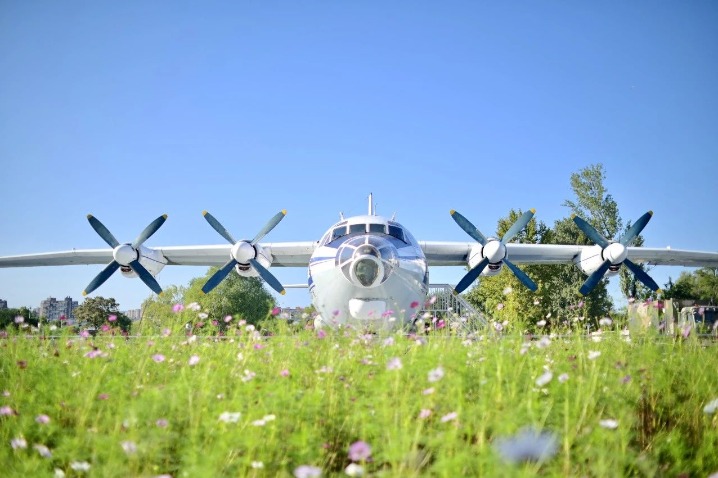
left=188, top=355, right=200, bottom=366
left=224, top=315, right=233, bottom=323
left=497, top=303, right=505, bottom=310
left=84, top=349, right=103, bottom=358
left=410, top=301, right=420, bottom=309
left=1, top=406, right=16, bottom=416
left=280, top=369, right=290, bottom=377
left=97, top=393, right=109, bottom=400
left=101, top=324, right=110, bottom=332
left=271, top=307, right=281, bottom=316
left=80, top=330, right=90, bottom=338
left=436, top=319, right=446, bottom=329
left=14, top=316, right=24, bottom=324
left=387, top=357, right=403, bottom=370
left=108, top=315, right=117, bottom=322
left=172, top=303, right=185, bottom=313
left=156, top=418, right=169, bottom=428
left=317, top=329, right=327, bottom=339
left=162, top=328, right=171, bottom=337
left=419, top=409, right=432, bottom=419
left=35, top=414, right=51, bottom=424
left=332, top=309, right=341, bottom=317
left=348, top=440, right=372, bottom=461
left=253, top=343, right=265, bottom=350
left=441, top=412, right=458, bottom=423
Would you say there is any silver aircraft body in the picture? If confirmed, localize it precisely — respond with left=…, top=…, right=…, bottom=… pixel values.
left=2, top=195, right=718, bottom=330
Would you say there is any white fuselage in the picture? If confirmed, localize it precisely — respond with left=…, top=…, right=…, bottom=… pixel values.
left=308, top=215, right=429, bottom=330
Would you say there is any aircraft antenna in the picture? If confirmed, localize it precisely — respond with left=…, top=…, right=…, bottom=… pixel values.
left=339, top=212, right=344, bottom=220
left=368, top=193, right=373, bottom=215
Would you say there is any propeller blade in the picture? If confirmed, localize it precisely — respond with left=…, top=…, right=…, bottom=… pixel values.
left=572, top=215, right=610, bottom=248
left=503, top=258, right=538, bottom=291
left=623, top=259, right=661, bottom=291
left=132, top=214, right=168, bottom=248
left=619, top=211, right=653, bottom=246
left=129, top=259, right=163, bottom=295
left=201, top=259, right=237, bottom=294
left=579, top=259, right=612, bottom=295
left=450, top=210, right=488, bottom=245
left=87, top=215, right=120, bottom=248
left=251, top=210, right=287, bottom=245
left=501, top=209, right=536, bottom=244
left=249, top=258, right=286, bottom=295
left=202, top=211, right=237, bottom=244
left=83, top=261, right=120, bottom=296
left=454, top=257, right=490, bottom=294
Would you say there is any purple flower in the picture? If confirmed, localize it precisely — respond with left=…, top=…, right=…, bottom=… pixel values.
left=156, top=418, right=169, bottom=428
left=0, top=406, right=16, bottom=416
left=152, top=354, right=165, bottom=363
left=348, top=440, right=372, bottom=462
left=386, top=357, right=402, bottom=371
left=493, top=427, right=559, bottom=464
left=317, top=329, right=327, bottom=339
left=173, top=303, right=185, bottom=313
left=35, top=414, right=51, bottom=424
left=440, top=412, right=458, bottom=423
left=294, top=465, right=322, bottom=478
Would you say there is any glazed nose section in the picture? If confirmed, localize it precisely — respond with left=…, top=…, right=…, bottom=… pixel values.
left=337, top=235, right=398, bottom=288
left=351, top=244, right=384, bottom=287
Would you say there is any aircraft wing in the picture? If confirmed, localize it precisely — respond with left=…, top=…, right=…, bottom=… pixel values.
left=0, top=242, right=317, bottom=268
left=420, top=242, right=718, bottom=267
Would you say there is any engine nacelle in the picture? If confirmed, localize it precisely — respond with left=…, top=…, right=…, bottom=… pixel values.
left=468, top=243, right=504, bottom=277
left=118, top=245, right=168, bottom=279
left=573, top=244, right=621, bottom=278
left=234, top=243, right=273, bottom=278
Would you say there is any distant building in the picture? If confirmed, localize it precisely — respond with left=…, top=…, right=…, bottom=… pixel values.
left=0, top=299, right=7, bottom=310
left=39, top=296, right=78, bottom=322
left=123, top=309, right=142, bottom=321
left=275, top=306, right=306, bottom=321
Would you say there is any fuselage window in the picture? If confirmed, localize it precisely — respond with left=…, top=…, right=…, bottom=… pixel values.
left=349, top=224, right=366, bottom=234
left=332, top=226, right=348, bottom=241
left=368, top=223, right=386, bottom=234
left=388, top=225, right=405, bottom=243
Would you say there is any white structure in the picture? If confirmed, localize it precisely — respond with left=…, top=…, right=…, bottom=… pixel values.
left=39, top=296, right=78, bottom=321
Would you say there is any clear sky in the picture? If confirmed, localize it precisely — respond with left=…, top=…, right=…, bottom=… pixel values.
left=1, top=1, right=717, bottom=311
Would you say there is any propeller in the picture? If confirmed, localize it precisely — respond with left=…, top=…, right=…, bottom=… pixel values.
left=201, top=210, right=287, bottom=295
left=83, top=214, right=167, bottom=296
left=450, top=209, right=538, bottom=294
left=572, top=211, right=660, bottom=295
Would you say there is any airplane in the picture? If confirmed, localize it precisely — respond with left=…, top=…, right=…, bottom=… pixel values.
left=2, top=194, right=718, bottom=330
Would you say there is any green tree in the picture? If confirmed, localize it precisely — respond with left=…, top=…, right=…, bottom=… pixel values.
left=663, top=272, right=698, bottom=301
left=0, top=307, right=38, bottom=330
left=74, top=296, right=132, bottom=332
left=183, top=268, right=277, bottom=327
left=464, top=209, right=552, bottom=329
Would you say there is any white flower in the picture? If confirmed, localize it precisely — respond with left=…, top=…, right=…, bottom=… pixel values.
left=536, top=320, right=546, bottom=327
left=251, top=461, right=264, bottom=469
left=70, top=461, right=91, bottom=472
left=588, top=351, right=601, bottom=360
left=345, top=463, right=365, bottom=477
left=493, top=427, right=559, bottom=464
left=535, top=371, right=553, bottom=387
left=188, top=355, right=200, bottom=366
left=34, top=444, right=53, bottom=458
left=599, top=317, right=612, bottom=327
left=503, top=286, right=513, bottom=295
left=599, top=419, right=619, bottom=430
left=54, top=469, right=65, bottom=478
left=386, top=357, right=402, bottom=371
left=440, top=411, right=458, bottom=423
left=187, top=302, right=201, bottom=311
left=120, top=441, right=137, bottom=455
left=11, top=437, right=27, bottom=449
left=536, top=336, right=551, bottom=349
left=428, top=366, right=445, bottom=383
left=558, top=373, right=569, bottom=383
left=703, top=398, right=718, bottom=415
left=219, top=412, right=242, bottom=423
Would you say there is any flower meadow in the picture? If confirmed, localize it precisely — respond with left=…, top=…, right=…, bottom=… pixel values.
left=2, top=314, right=718, bottom=477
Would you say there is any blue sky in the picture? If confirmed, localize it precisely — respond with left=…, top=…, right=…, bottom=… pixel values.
left=1, top=1, right=717, bottom=311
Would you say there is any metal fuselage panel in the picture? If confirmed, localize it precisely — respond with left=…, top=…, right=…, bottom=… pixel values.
left=308, top=215, right=429, bottom=330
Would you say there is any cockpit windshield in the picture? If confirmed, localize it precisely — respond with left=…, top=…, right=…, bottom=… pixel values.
left=321, top=220, right=412, bottom=246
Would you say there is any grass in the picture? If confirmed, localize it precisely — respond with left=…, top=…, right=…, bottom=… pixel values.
left=1, top=317, right=718, bottom=477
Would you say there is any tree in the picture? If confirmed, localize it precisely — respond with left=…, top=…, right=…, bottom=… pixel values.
left=74, top=296, right=132, bottom=332
left=663, top=272, right=698, bottom=301
left=664, top=268, right=718, bottom=304
left=0, top=307, right=38, bottom=330
left=183, top=268, right=277, bottom=327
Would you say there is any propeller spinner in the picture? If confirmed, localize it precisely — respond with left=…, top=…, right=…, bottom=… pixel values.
left=450, top=209, right=538, bottom=294
left=83, top=214, right=167, bottom=296
left=201, top=210, right=287, bottom=295
left=572, top=211, right=660, bottom=295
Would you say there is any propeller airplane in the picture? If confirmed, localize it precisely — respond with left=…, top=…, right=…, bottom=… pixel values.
left=2, top=195, right=718, bottom=330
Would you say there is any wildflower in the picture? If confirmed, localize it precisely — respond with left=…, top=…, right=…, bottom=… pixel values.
left=251, top=461, right=264, bottom=469
left=545, top=312, right=551, bottom=319
left=348, top=440, right=372, bottom=461
left=35, top=414, right=51, bottom=424
left=172, top=303, right=185, bottom=313
left=332, top=309, right=341, bottom=317
left=70, top=461, right=91, bottom=472
left=682, top=324, right=692, bottom=338
left=241, top=370, right=256, bottom=382
left=11, top=437, right=27, bottom=449
left=120, top=441, right=137, bottom=455
left=54, top=468, right=65, bottom=477
left=108, top=314, right=117, bottom=322
left=497, top=303, right=505, bottom=310
left=520, top=342, right=531, bottom=355
left=493, top=321, right=504, bottom=332
left=152, top=354, right=165, bottom=363
left=80, top=330, right=90, bottom=338
left=536, top=336, right=551, bottom=349
left=187, top=302, right=201, bottom=311
left=436, top=319, right=446, bottom=329
left=493, top=427, right=559, bottom=464
left=533, top=299, right=540, bottom=305
left=294, top=465, right=322, bottom=478
left=2, top=391, right=9, bottom=397
left=410, top=300, right=420, bottom=309
left=34, top=444, right=52, bottom=458
left=100, top=324, right=111, bottom=332
left=345, top=463, right=365, bottom=476
left=599, top=317, right=612, bottom=327
left=224, top=315, right=233, bottom=323
left=621, top=375, right=631, bottom=384
left=188, top=355, right=200, bottom=366
left=14, top=316, right=24, bottom=324
left=219, top=412, right=241, bottom=423
left=704, top=398, right=718, bottom=415
left=440, top=412, right=458, bottom=423
left=317, top=329, right=327, bottom=339
left=263, top=414, right=276, bottom=422
left=422, top=387, right=435, bottom=395
left=387, top=357, right=402, bottom=371
left=558, top=373, right=569, bottom=383
left=198, top=312, right=209, bottom=320
left=246, top=324, right=256, bottom=332
left=587, top=351, right=601, bottom=360
left=97, top=393, right=109, bottom=400
left=536, top=320, right=546, bottom=327
left=427, top=366, right=445, bottom=383
left=383, top=337, right=395, bottom=347
left=535, top=371, right=553, bottom=387
left=156, top=418, right=169, bottom=428
left=1, top=406, right=15, bottom=416
left=84, top=350, right=103, bottom=359
left=599, top=419, right=619, bottom=429
left=252, top=419, right=267, bottom=426
left=419, top=409, right=432, bottom=419
left=162, top=328, right=171, bottom=337
left=280, top=369, right=290, bottom=377
left=253, top=343, right=265, bottom=350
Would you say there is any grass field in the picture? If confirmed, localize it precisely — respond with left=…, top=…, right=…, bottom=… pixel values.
left=2, top=316, right=718, bottom=477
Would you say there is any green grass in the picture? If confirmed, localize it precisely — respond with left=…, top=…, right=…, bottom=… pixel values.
left=2, top=322, right=718, bottom=477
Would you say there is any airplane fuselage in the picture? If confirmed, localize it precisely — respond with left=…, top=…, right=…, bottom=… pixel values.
left=308, top=215, right=429, bottom=330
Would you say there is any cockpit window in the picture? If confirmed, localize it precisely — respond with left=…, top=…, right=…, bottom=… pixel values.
left=349, top=224, right=366, bottom=234
left=332, top=226, right=347, bottom=241
left=368, top=223, right=386, bottom=234
left=388, top=225, right=405, bottom=243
